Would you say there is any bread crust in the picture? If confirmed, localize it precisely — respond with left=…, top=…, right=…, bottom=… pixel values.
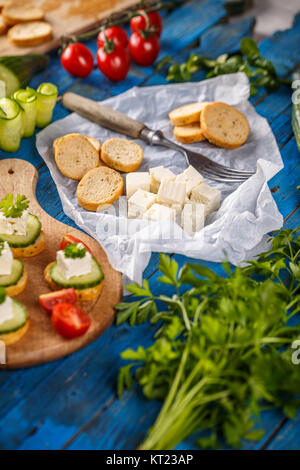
left=0, top=320, right=29, bottom=345
left=101, top=138, right=143, bottom=173
left=77, top=166, right=124, bottom=211
left=169, top=102, right=209, bottom=126
left=200, top=102, right=250, bottom=149
left=174, top=123, right=206, bottom=144
left=54, top=134, right=99, bottom=181
left=2, top=4, right=44, bottom=25
left=0, top=15, right=7, bottom=35
left=44, top=262, right=104, bottom=301
left=5, top=268, right=28, bottom=297
left=8, top=21, right=52, bottom=47
left=11, top=231, right=45, bottom=258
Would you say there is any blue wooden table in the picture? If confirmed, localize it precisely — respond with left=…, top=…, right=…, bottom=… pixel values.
left=0, top=0, right=299, bottom=450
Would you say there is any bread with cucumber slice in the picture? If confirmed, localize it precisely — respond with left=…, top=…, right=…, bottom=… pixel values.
left=0, top=194, right=45, bottom=258
left=0, top=257, right=28, bottom=297
left=44, top=243, right=104, bottom=301
left=0, top=288, right=29, bottom=345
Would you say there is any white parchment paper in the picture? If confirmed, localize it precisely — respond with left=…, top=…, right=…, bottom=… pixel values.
left=36, top=73, right=283, bottom=286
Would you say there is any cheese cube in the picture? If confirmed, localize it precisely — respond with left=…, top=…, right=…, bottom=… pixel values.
left=157, top=179, right=186, bottom=206
left=0, top=296, right=13, bottom=326
left=175, top=166, right=203, bottom=195
left=190, top=183, right=221, bottom=215
left=0, top=210, right=28, bottom=235
left=181, top=203, right=205, bottom=235
left=150, top=166, right=175, bottom=193
left=126, top=172, right=150, bottom=199
left=143, top=203, right=176, bottom=222
left=128, top=189, right=156, bottom=219
left=57, top=243, right=92, bottom=280
left=0, top=242, right=13, bottom=275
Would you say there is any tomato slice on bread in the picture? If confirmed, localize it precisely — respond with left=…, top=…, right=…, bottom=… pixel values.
left=60, top=234, right=92, bottom=253
left=51, top=303, right=91, bottom=339
left=39, top=288, right=77, bottom=313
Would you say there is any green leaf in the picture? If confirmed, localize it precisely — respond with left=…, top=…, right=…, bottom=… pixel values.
left=64, top=243, right=87, bottom=259
left=115, top=301, right=141, bottom=326
left=117, top=364, right=134, bottom=397
left=157, top=254, right=179, bottom=286
left=244, top=429, right=265, bottom=442
left=121, top=346, right=147, bottom=361
left=126, top=279, right=152, bottom=297
left=0, top=193, right=29, bottom=218
left=240, top=37, right=260, bottom=57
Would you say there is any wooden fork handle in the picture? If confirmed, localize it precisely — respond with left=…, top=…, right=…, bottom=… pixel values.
left=62, top=92, right=145, bottom=139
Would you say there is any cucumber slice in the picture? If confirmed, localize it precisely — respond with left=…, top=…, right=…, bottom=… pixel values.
left=0, top=97, right=22, bottom=152
left=13, top=88, right=37, bottom=138
left=0, top=213, right=41, bottom=247
left=50, top=257, right=104, bottom=290
left=0, top=259, right=23, bottom=287
left=34, top=82, right=58, bottom=129
left=0, top=299, right=27, bottom=334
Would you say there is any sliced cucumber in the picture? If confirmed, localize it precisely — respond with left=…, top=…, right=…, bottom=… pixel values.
left=35, top=82, right=58, bottom=129
left=50, top=257, right=104, bottom=290
left=0, top=259, right=23, bottom=287
left=0, top=97, right=22, bottom=152
left=13, top=88, right=37, bottom=138
left=0, top=213, right=41, bottom=248
left=0, top=300, right=27, bottom=334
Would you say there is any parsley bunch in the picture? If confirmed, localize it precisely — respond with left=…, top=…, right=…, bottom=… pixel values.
left=159, top=38, right=290, bottom=96
left=0, top=194, right=29, bottom=219
left=116, top=227, right=300, bottom=449
left=64, top=243, right=87, bottom=259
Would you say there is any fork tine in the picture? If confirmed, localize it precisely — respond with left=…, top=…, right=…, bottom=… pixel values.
left=186, top=152, right=254, bottom=181
left=187, top=150, right=255, bottom=177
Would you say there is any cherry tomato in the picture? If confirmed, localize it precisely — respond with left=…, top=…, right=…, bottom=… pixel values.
left=60, top=234, right=92, bottom=253
left=130, top=10, right=163, bottom=38
left=39, top=288, right=77, bottom=314
left=129, top=32, right=160, bottom=66
left=52, top=303, right=91, bottom=339
left=97, top=44, right=130, bottom=81
left=60, top=43, right=94, bottom=78
left=97, top=26, right=128, bottom=49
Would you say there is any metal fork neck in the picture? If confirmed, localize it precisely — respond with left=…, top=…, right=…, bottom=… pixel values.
left=140, top=127, right=181, bottom=152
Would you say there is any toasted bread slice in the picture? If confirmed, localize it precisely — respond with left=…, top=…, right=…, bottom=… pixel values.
left=169, top=102, right=209, bottom=126
left=2, top=3, right=44, bottom=25
left=8, top=21, right=52, bottom=47
left=11, top=231, right=45, bottom=258
left=0, top=1, right=10, bottom=11
left=201, top=102, right=250, bottom=149
left=0, top=15, right=7, bottom=35
left=174, top=123, right=206, bottom=144
left=77, top=166, right=124, bottom=211
left=44, top=262, right=104, bottom=301
left=86, top=136, right=101, bottom=153
left=5, top=268, right=28, bottom=297
left=101, top=138, right=143, bottom=173
left=0, top=320, right=29, bottom=345
left=54, top=134, right=100, bottom=181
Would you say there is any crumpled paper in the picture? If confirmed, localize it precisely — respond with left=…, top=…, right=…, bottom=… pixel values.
left=36, top=73, right=283, bottom=286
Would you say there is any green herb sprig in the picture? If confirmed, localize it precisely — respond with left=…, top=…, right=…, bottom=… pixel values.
left=64, top=243, right=87, bottom=259
left=116, top=227, right=300, bottom=450
left=159, top=37, right=291, bottom=96
left=0, top=287, right=6, bottom=305
left=0, top=194, right=29, bottom=219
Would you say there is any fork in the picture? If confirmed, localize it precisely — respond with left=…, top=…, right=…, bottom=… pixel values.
left=62, top=92, right=255, bottom=183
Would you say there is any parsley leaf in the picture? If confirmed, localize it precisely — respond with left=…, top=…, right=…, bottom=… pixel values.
left=64, top=243, right=87, bottom=259
left=0, top=194, right=29, bottom=218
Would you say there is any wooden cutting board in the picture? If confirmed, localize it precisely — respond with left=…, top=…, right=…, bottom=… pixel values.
left=0, top=158, right=123, bottom=369
left=0, top=0, right=137, bottom=55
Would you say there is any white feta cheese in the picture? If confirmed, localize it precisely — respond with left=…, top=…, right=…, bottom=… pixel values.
left=0, top=210, right=28, bottom=235
left=157, top=179, right=186, bottom=206
left=0, top=242, right=13, bottom=276
left=190, top=183, right=221, bottom=215
left=143, top=203, right=176, bottom=222
left=181, top=203, right=205, bottom=235
left=126, top=172, right=150, bottom=199
left=0, top=296, right=14, bottom=326
left=175, top=166, right=203, bottom=195
left=57, top=243, right=92, bottom=280
left=128, top=189, right=156, bottom=219
left=150, top=166, right=175, bottom=193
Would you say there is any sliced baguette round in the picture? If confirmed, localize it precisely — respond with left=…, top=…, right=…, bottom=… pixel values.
left=86, top=136, right=101, bottom=154
left=44, top=262, right=104, bottom=301
left=169, top=102, right=209, bottom=126
left=0, top=320, right=29, bottom=345
left=5, top=268, right=28, bottom=297
left=77, top=166, right=124, bottom=211
left=8, top=21, right=52, bottom=47
left=11, top=231, right=45, bottom=258
left=201, top=102, right=250, bottom=149
left=0, top=15, right=7, bottom=35
left=2, top=4, right=44, bottom=26
left=54, top=134, right=100, bottom=181
left=101, top=138, right=143, bottom=173
left=174, top=123, right=206, bottom=144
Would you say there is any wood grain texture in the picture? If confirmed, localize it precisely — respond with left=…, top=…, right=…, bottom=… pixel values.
left=0, top=0, right=137, bottom=55
left=0, top=159, right=122, bottom=369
